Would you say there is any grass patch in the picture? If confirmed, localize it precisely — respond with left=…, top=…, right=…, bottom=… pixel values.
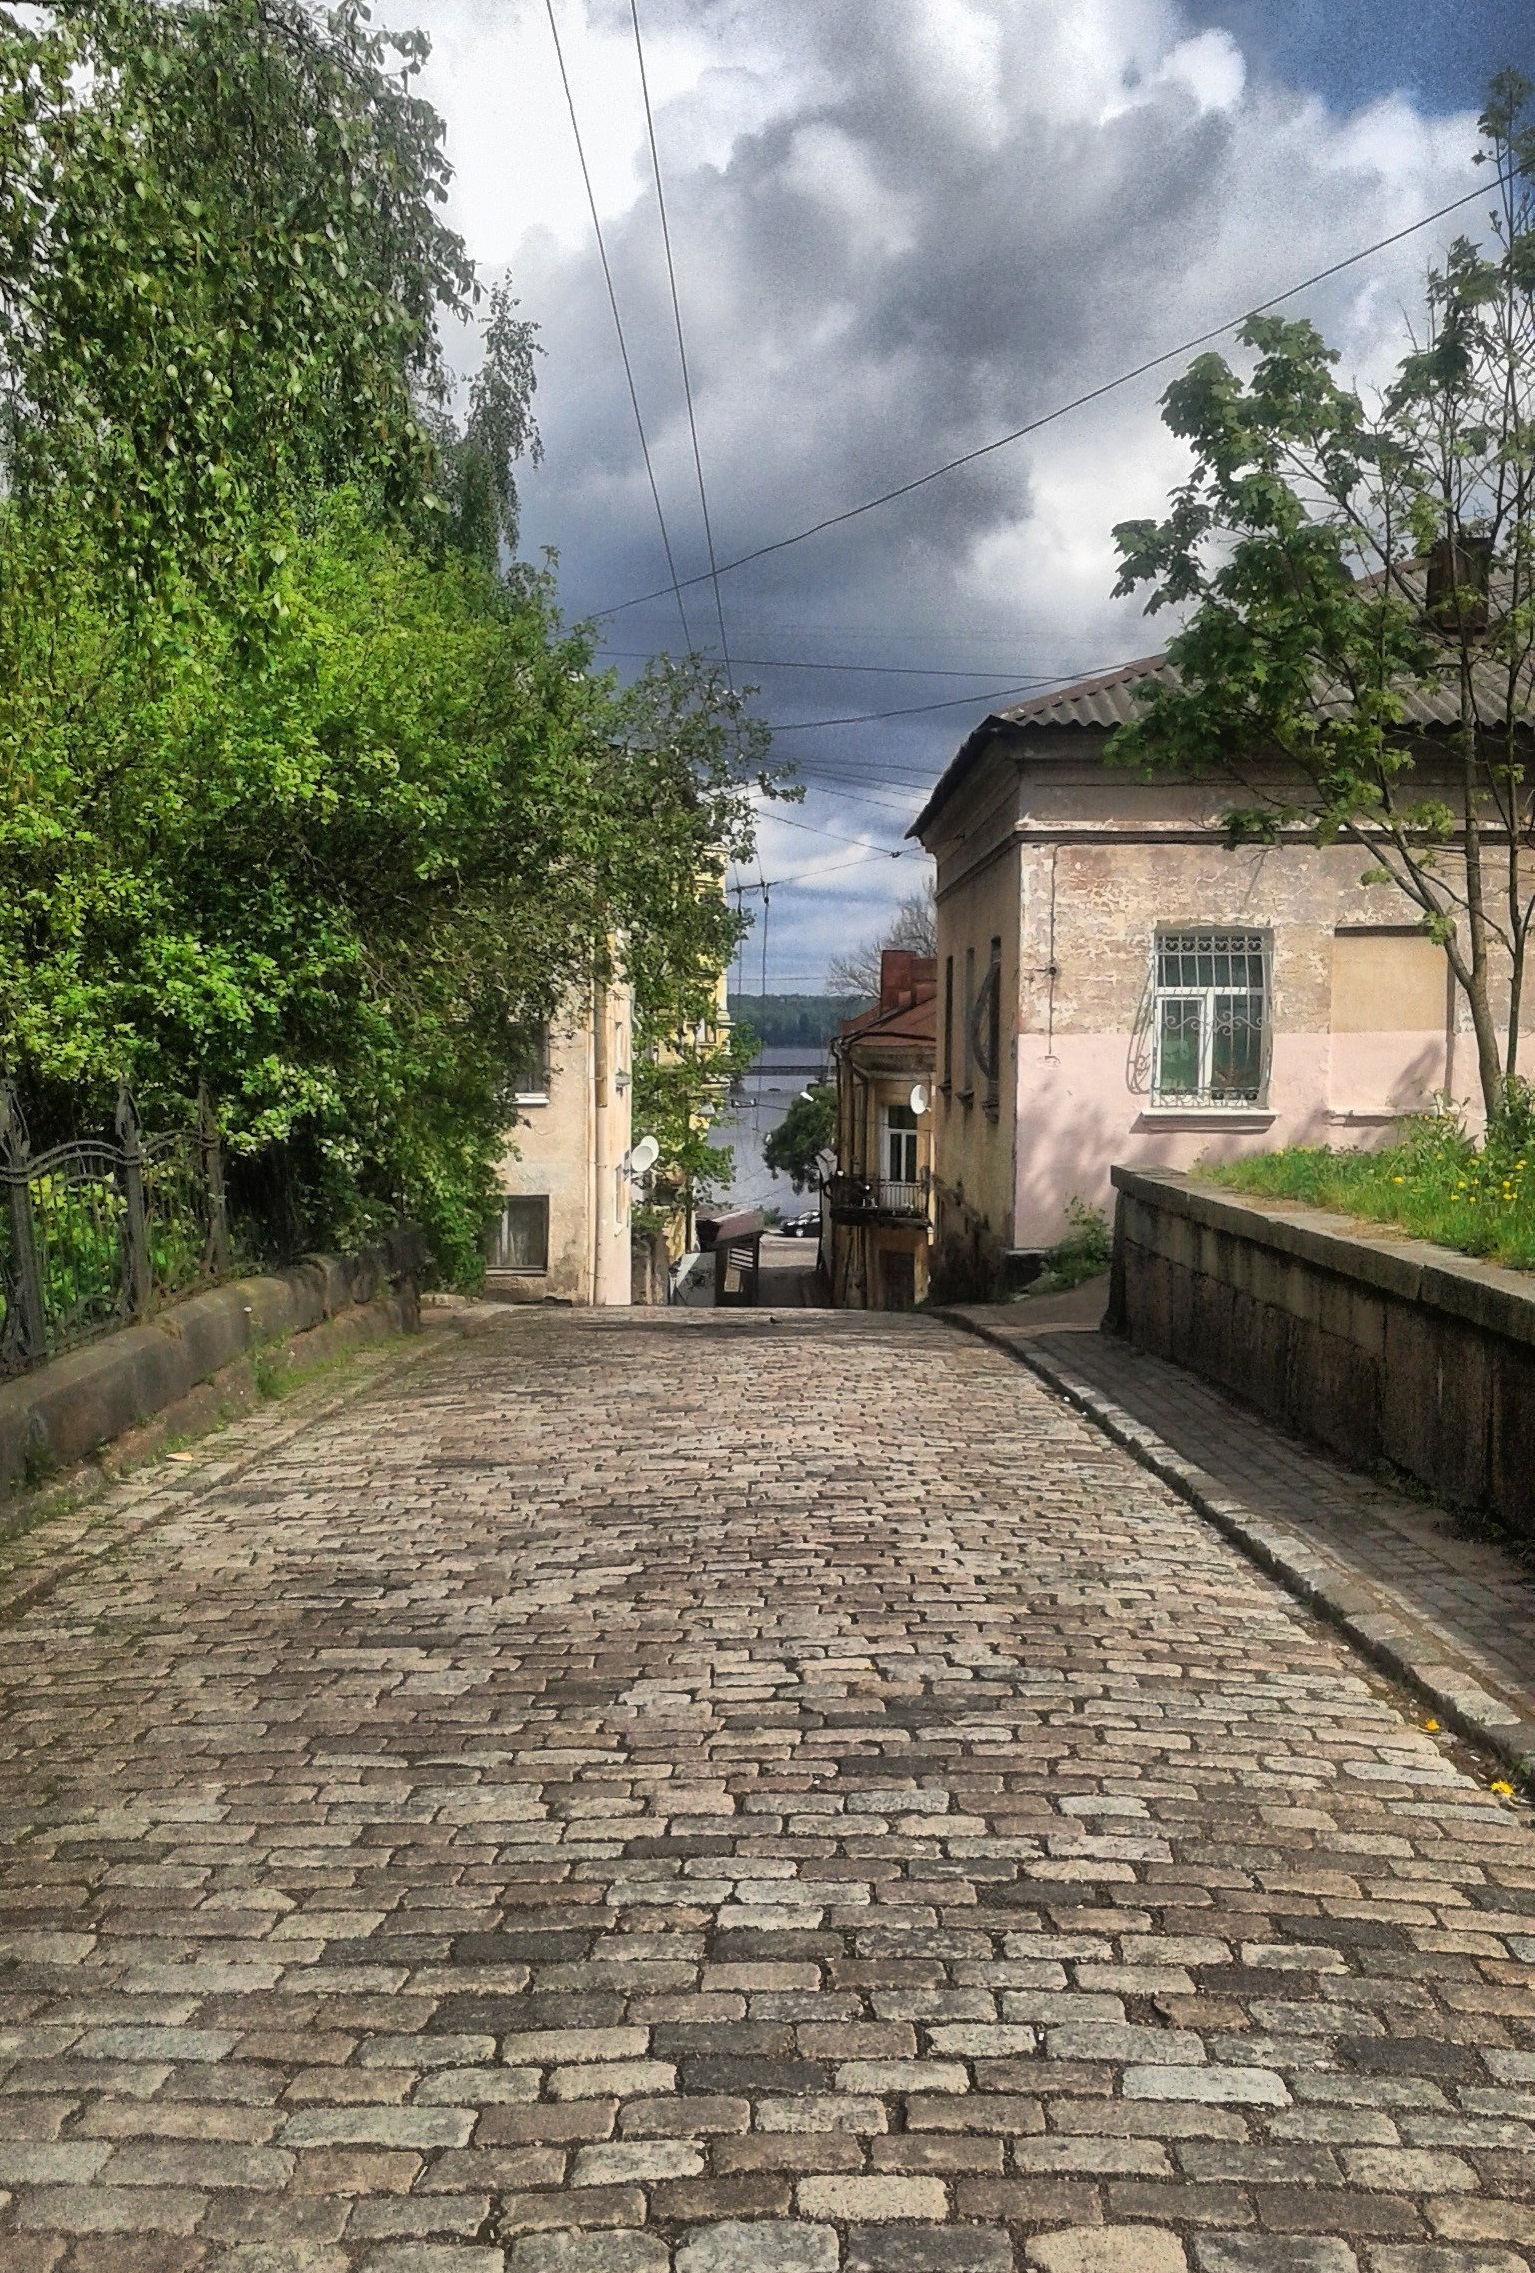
left=1020, top=1198, right=1113, bottom=1297
left=1203, top=1097, right=1535, bottom=1272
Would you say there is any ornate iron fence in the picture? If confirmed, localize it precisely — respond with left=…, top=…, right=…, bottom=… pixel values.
left=0, top=1082, right=230, bottom=1376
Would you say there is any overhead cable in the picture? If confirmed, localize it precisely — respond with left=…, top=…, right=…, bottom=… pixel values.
left=629, top=0, right=734, bottom=682
left=597, top=648, right=1086, bottom=680
left=596, top=179, right=1496, bottom=620
left=758, top=808, right=910, bottom=852
left=544, top=0, right=693, bottom=650
left=729, top=845, right=915, bottom=893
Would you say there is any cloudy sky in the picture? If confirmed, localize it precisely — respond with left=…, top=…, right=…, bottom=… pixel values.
left=400, top=0, right=1535, bottom=992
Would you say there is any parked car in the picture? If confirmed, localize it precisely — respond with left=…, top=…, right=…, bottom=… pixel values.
left=780, top=1209, right=821, bottom=1239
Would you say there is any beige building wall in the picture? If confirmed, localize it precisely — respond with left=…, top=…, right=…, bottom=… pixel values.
left=488, top=978, right=633, bottom=1306
left=924, top=737, right=1527, bottom=1286
left=830, top=1064, right=935, bottom=1310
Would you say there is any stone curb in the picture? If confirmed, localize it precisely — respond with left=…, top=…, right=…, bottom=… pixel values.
left=0, top=1323, right=443, bottom=1627
left=0, top=1229, right=424, bottom=1494
left=936, top=1307, right=1535, bottom=1791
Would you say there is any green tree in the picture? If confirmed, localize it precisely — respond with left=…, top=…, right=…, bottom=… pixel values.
left=0, top=3, right=778, bottom=1281
left=764, top=1084, right=836, bottom=1193
left=1111, top=73, right=1535, bottom=1120
left=0, top=505, right=770, bottom=1279
left=0, top=0, right=490, bottom=598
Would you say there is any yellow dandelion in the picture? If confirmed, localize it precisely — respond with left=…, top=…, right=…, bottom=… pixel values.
left=1423, top=1719, right=1439, bottom=1732
left=1490, top=1779, right=1515, bottom=1797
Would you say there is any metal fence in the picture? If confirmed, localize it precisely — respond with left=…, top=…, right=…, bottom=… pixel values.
left=0, top=1081, right=231, bottom=1376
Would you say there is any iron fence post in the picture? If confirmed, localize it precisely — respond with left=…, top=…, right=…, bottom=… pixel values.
left=197, top=1081, right=230, bottom=1276
left=116, top=1082, right=152, bottom=1320
left=0, top=1080, right=48, bottom=1363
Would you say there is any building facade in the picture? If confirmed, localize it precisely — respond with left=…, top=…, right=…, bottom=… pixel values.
left=911, top=654, right=1525, bottom=1298
left=486, top=978, right=634, bottom=1306
left=827, top=951, right=937, bottom=1309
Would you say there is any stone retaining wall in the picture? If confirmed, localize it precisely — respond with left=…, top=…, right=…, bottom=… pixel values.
left=1109, top=1165, right=1535, bottom=1543
left=0, top=1230, right=422, bottom=1496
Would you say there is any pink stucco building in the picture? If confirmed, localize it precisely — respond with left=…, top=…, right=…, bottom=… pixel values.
left=910, top=653, right=1518, bottom=1298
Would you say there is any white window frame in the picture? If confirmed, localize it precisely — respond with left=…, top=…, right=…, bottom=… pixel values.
left=1151, top=929, right=1270, bottom=1108
left=881, top=1103, right=920, bottom=1183
left=513, top=1022, right=551, bottom=1107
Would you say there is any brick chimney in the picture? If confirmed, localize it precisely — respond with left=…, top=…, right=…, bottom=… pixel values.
left=879, top=949, right=938, bottom=1010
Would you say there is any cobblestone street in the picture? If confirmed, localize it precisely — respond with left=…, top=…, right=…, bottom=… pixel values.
left=1, top=1306, right=1532, bottom=2273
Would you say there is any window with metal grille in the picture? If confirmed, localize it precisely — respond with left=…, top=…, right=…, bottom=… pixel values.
left=490, top=1195, right=549, bottom=1273
left=1152, top=930, right=1268, bottom=1106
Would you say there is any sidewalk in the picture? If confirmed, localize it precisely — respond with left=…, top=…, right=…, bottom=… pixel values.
left=944, top=1286, right=1535, bottom=1777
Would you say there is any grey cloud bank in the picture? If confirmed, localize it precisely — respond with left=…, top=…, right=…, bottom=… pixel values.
left=409, top=0, right=1486, bottom=981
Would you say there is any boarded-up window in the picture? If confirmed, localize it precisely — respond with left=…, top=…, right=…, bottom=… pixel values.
left=490, top=1195, right=549, bottom=1273
left=1331, top=931, right=1447, bottom=1032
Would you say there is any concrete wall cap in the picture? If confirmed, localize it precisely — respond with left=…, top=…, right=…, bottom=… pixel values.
left=1111, top=1165, right=1535, bottom=1348
left=0, top=1240, right=420, bottom=1494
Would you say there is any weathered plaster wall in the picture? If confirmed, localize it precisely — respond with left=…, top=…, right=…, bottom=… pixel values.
left=922, top=732, right=1527, bottom=1268
left=1111, top=1165, right=1535, bottom=1546
left=491, top=984, right=633, bottom=1306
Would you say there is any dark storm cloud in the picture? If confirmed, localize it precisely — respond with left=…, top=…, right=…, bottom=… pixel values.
left=425, top=0, right=1484, bottom=966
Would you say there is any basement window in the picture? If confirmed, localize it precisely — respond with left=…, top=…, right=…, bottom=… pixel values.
left=490, top=1195, right=550, bottom=1274
left=1152, top=930, right=1268, bottom=1106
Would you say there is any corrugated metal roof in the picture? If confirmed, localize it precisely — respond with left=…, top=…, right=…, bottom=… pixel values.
left=991, top=652, right=1173, bottom=729
left=910, top=628, right=1534, bottom=840
left=991, top=650, right=1530, bottom=733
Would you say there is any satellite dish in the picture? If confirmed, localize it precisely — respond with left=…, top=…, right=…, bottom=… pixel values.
left=628, top=1134, right=660, bottom=1176
left=910, top=1083, right=930, bottom=1115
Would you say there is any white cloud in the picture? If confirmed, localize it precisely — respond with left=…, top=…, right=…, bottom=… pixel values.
left=403, top=0, right=1484, bottom=988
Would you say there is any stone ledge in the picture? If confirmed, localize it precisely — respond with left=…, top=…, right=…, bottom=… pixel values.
left=0, top=1229, right=423, bottom=1497
left=937, top=1304, right=1535, bottom=1791
left=1110, top=1165, right=1535, bottom=1347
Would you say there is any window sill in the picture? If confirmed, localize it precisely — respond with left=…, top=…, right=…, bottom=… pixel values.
left=1134, top=1107, right=1275, bottom=1133
left=515, top=1092, right=550, bottom=1107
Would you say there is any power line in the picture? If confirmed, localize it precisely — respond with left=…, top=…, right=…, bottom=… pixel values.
left=779, top=778, right=925, bottom=813
left=766, top=674, right=1097, bottom=732
left=544, top=0, right=692, bottom=651
left=597, top=648, right=1080, bottom=680
left=629, top=0, right=733, bottom=683
left=730, top=846, right=915, bottom=892
left=597, top=180, right=1495, bottom=620
left=758, top=808, right=910, bottom=852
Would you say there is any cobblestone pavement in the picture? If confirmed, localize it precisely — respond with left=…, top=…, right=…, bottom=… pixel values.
left=957, top=1301, right=1535, bottom=1749
left=0, top=1306, right=1532, bottom=2273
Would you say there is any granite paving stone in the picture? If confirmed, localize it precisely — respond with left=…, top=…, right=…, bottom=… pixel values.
left=0, top=1305, right=1530, bottom=2267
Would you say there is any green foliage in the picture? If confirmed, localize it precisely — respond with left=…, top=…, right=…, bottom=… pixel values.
left=764, top=1083, right=836, bottom=1193
left=0, top=503, right=769, bottom=1280
left=1111, top=73, right=1535, bottom=1118
left=1207, top=1098, right=1535, bottom=1271
left=0, top=4, right=775, bottom=1287
left=632, top=1014, right=757, bottom=1229
left=1028, top=1197, right=1111, bottom=1294
left=0, top=0, right=481, bottom=598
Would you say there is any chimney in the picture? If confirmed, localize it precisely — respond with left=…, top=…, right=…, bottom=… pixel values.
left=879, top=950, right=938, bottom=1010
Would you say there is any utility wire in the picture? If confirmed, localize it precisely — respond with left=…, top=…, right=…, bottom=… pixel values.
left=597, top=180, right=1497, bottom=620
left=729, top=846, right=915, bottom=892
left=766, top=674, right=1106, bottom=731
left=597, top=648, right=1085, bottom=680
left=759, top=808, right=910, bottom=852
left=544, top=0, right=693, bottom=652
left=629, top=0, right=733, bottom=683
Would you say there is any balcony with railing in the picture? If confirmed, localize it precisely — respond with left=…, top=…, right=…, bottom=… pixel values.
left=826, top=1168, right=931, bottom=1221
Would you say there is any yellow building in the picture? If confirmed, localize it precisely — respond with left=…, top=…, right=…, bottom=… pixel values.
left=827, top=951, right=937, bottom=1310
left=486, top=977, right=634, bottom=1306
